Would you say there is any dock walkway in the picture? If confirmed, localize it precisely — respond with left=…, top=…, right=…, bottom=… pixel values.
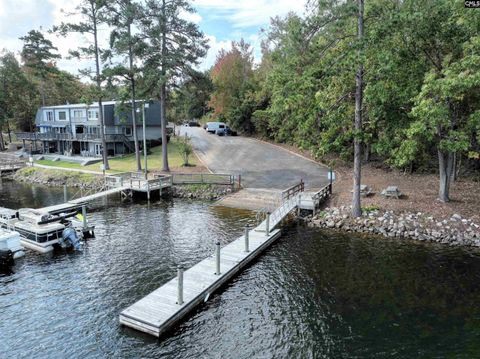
left=0, top=161, right=25, bottom=176
left=120, top=183, right=331, bottom=338
left=38, top=173, right=173, bottom=214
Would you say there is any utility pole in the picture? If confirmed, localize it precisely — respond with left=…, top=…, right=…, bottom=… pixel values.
left=143, top=102, right=148, bottom=179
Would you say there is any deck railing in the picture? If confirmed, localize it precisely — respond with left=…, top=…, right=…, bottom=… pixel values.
left=281, top=180, right=305, bottom=201
left=157, top=173, right=235, bottom=186
left=0, top=160, right=26, bottom=171
left=15, top=132, right=132, bottom=144
left=104, top=172, right=173, bottom=191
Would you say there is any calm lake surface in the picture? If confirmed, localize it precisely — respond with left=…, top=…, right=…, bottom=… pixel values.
left=1, top=179, right=480, bottom=358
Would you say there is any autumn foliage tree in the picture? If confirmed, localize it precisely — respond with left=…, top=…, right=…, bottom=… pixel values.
left=209, top=40, right=255, bottom=132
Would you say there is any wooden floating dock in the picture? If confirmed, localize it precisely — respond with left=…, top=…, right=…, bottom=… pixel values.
left=119, top=183, right=331, bottom=338
left=38, top=173, right=173, bottom=214
left=120, top=227, right=282, bottom=337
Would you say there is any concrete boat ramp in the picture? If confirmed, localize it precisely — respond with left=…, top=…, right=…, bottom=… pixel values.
left=120, top=182, right=331, bottom=338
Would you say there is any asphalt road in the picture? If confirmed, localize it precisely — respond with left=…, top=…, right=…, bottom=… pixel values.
left=180, top=127, right=329, bottom=190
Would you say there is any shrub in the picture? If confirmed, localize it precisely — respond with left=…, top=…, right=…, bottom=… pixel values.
left=177, top=135, right=194, bottom=166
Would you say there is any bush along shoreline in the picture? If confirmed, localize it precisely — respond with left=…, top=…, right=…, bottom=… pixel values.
left=306, top=206, right=480, bottom=247
left=13, top=167, right=103, bottom=189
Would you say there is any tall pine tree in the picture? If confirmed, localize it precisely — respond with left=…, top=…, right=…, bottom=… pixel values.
left=20, top=30, right=61, bottom=106
left=54, top=0, right=111, bottom=170
left=105, top=0, right=144, bottom=172
left=141, top=0, right=208, bottom=171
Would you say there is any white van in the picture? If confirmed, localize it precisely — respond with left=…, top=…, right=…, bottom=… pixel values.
left=206, top=122, right=226, bottom=134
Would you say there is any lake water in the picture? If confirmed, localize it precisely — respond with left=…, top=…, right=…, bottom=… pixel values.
left=1, top=179, right=480, bottom=358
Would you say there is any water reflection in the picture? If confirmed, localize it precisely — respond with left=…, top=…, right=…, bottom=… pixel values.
left=1, top=180, right=480, bottom=358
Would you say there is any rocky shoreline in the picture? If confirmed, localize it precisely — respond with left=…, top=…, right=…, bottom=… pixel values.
left=170, top=184, right=233, bottom=200
left=307, top=206, right=480, bottom=247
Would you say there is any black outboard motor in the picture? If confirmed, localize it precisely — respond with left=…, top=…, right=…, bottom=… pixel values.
left=0, top=249, right=14, bottom=270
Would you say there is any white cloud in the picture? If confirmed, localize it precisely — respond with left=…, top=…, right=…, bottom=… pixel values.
left=194, top=0, right=306, bottom=28
left=1, top=0, right=306, bottom=74
left=180, top=9, right=202, bottom=24
left=199, top=34, right=232, bottom=70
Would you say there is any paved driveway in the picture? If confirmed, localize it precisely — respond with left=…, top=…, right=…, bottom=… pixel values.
left=180, top=127, right=329, bottom=190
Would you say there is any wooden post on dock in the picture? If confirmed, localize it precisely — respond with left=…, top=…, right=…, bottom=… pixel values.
left=265, top=212, right=270, bottom=236
left=244, top=225, right=250, bottom=252
left=177, top=265, right=184, bottom=305
left=297, top=194, right=302, bottom=217
left=328, top=168, right=333, bottom=194
left=82, top=205, right=87, bottom=229
left=63, top=185, right=68, bottom=202
left=215, top=241, right=221, bottom=275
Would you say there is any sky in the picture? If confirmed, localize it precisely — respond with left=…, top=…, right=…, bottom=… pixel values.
left=0, top=0, right=307, bottom=76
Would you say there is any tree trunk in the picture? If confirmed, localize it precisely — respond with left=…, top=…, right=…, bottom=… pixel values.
left=93, top=7, right=110, bottom=170
left=160, top=0, right=169, bottom=172
left=6, top=118, right=11, bottom=142
left=128, top=23, right=141, bottom=172
left=352, top=0, right=364, bottom=218
left=438, top=149, right=454, bottom=202
left=451, top=152, right=461, bottom=181
left=0, top=127, right=5, bottom=151
left=364, top=142, right=370, bottom=162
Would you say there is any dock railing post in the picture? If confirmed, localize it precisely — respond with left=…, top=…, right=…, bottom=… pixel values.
left=215, top=241, right=221, bottom=275
left=63, top=185, right=68, bottom=202
left=244, top=225, right=250, bottom=252
left=297, top=193, right=302, bottom=216
left=82, top=204, right=87, bottom=229
left=329, top=168, right=333, bottom=194
left=177, top=265, right=184, bottom=305
left=265, top=212, right=270, bottom=236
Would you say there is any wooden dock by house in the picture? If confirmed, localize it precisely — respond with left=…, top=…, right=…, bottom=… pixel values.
left=119, top=182, right=331, bottom=338
left=0, top=161, right=25, bottom=176
left=38, top=173, right=173, bottom=214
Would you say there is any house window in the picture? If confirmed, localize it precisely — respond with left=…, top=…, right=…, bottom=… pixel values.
left=45, top=111, right=54, bottom=122
left=124, top=127, right=132, bottom=136
left=58, top=111, right=67, bottom=121
left=73, top=110, right=83, bottom=120
left=88, top=110, right=99, bottom=120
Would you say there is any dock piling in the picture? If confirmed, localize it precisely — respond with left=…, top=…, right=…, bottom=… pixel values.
left=63, top=185, right=68, bottom=202
left=297, top=194, right=302, bottom=216
left=177, top=265, right=184, bottom=305
left=244, top=225, right=250, bottom=252
left=215, top=241, right=221, bottom=275
left=265, top=212, right=271, bottom=236
left=81, top=204, right=87, bottom=229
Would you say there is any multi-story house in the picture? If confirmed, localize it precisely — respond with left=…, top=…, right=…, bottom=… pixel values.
left=16, top=100, right=166, bottom=157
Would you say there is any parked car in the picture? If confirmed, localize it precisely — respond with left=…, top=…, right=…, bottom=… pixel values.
left=206, top=122, right=226, bottom=134
left=216, top=126, right=237, bottom=136
left=188, top=121, right=201, bottom=127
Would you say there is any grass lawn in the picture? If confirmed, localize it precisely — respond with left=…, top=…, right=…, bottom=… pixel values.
left=35, top=140, right=197, bottom=173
